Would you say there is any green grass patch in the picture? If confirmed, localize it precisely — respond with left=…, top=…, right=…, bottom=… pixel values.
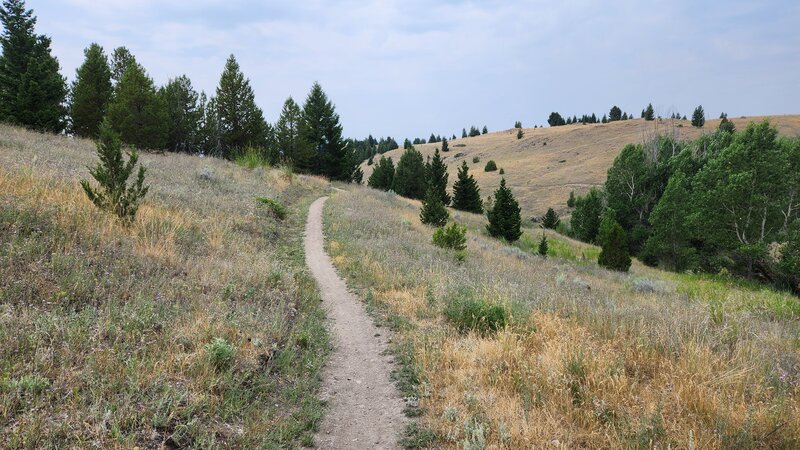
left=443, top=291, right=507, bottom=335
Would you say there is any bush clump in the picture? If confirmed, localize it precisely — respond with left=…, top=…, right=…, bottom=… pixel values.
left=257, top=197, right=288, bottom=220
left=472, top=156, right=480, bottom=163
left=433, top=223, right=467, bottom=251
left=205, top=337, right=235, bottom=371
left=484, top=160, right=497, bottom=172
left=443, top=294, right=507, bottom=335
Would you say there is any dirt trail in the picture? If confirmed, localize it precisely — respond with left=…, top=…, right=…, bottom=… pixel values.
left=304, top=197, right=406, bottom=449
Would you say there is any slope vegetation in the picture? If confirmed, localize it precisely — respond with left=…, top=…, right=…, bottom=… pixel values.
left=363, top=115, right=800, bottom=217
left=0, top=125, right=329, bottom=448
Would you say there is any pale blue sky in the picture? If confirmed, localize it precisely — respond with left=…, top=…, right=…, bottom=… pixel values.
left=32, top=0, right=800, bottom=139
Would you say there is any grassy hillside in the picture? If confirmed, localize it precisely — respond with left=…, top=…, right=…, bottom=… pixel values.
left=0, top=125, right=330, bottom=448
left=362, top=115, right=800, bottom=217
left=324, top=185, right=800, bottom=448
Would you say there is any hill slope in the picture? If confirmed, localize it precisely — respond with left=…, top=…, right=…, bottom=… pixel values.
left=363, top=115, right=800, bottom=217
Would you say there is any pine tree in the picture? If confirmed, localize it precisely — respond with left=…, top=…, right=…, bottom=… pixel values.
left=718, top=113, right=736, bottom=133
left=392, top=146, right=427, bottom=199
left=621, top=112, right=628, bottom=120
left=196, top=92, right=221, bottom=156
left=517, top=128, right=524, bottom=140
left=298, top=82, right=354, bottom=180
left=597, top=211, right=631, bottom=271
left=69, top=43, right=112, bottom=138
left=486, top=178, right=522, bottom=242
left=462, top=128, right=467, bottom=138
left=110, top=46, right=135, bottom=84
left=643, top=103, right=655, bottom=121
left=106, top=63, right=167, bottom=150
left=484, top=160, right=497, bottom=172
left=275, top=96, right=302, bottom=163
left=514, top=121, right=522, bottom=128
left=602, top=114, right=608, bottom=124
left=452, top=161, right=483, bottom=213
left=542, top=207, right=560, bottom=229
left=367, top=155, right=395, bottom=191
left=80, top=120, right=148, bottom=223
left=215, top=55, right=268, bottom=158
left=159, top=75, right=199, bottom=152
left=538, top=234, right=548, bottom=256
left=609, top=106, right=622, bottom=121
left=571, top=188, right=604, bottom=243
left=0, top=0, right=65, bottom=131
left=691, top=105, right=705, bottom=128
left=426, top=148, right=450, bottom=205
left=441, top=137, right=449, bottom=152
left=548, top=112, right=565, bottom=126
left=482, top=125, right=488, bottom=134
left=420, top=187, right=449, bottom=226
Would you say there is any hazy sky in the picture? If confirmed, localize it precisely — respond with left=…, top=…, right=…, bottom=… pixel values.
left=33, top=0, right=800, bottom=139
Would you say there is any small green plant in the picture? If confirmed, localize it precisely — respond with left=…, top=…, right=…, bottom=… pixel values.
left=205, top=337, right=235, bottom=371
left=484, top=160, right=497, bottom=172
left=472, top=156, right=480, bottom=163
left=4, top=374, right=50, bottom=395
left=400, top=423, right=438, bottom=449
left=257, top=197, right=288, bottom=220
left=234, top=146, right=270, bottom=168
left=499, top=168, right=505, bottom=175
left=443, top=292, right=507, bottom=335
left=433, top=223, right=467, bottom=251
left=81, top=121, right=149, bottom=223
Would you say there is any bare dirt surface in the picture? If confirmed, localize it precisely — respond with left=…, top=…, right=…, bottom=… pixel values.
left=305, top=196, right=406, bottom=450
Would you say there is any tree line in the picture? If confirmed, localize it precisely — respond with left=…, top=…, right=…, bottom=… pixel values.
left=566, top=120, right=800, bottom=292
left=0, top=0, right=359, bottom=182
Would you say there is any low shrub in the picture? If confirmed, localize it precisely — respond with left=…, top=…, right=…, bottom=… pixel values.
left=205, top=337, right=235, bottom=371
left=484, top=160, right=497, bottom=172
left=472, top=156, right=480, bottom=163
left=433, top=223, right=467, bottom=251
left=443, top=294, right=507, bottom=335
left=499, top=168, right=505, bottom=175
left=257, top=197, right=288, bottom=220
left=234, top=146, right=270, bottom=168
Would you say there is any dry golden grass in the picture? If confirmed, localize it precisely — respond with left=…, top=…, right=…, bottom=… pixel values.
left=325, top=186, right=800, bottom=449
left=0, top=124, right=330, bottom=448
left=362, top=115, right=800, bottom=217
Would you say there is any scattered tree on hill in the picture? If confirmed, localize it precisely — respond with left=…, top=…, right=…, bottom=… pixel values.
left=426, top=147, right=450, bottom=205
left=571, top=188, right=604, bottom=243
left=110, top=46, right=136, bottom=84
left=403, top=138, right=412, bottom=149
left=718, top=113, right=735, bottom=134
left=452, top=161, right=482, bottom=214
left=367, top=155, right=395, bottom=191
left=441, top=137, right=449, bottom=152
left=601, top=114, right=608, bottom=124
left=642, top=103, right=655, bottom=121
left=538, top=233, right=548, bottom=256
left=393, top=146, right=427, bottom=199
left=420, top=187, right=449, bottom=226
left=597, top=210, right=631, bottom=271
left=462, top=128, right=467, bottom=138
left=517, top=128, right=524, bottom=140
left=484, top=160, right=497, bottom=172
left=514, top=121, right=522, bottom=128
left=69, top=43, right=112, bottom=138
left=482, top=125, right=488, bottom=134
left=621, top=112, right=629, bottom=120
left=486, top=178, right=522, bottom=242
left=159, top=75, right=200, bottom=152
left=106, top=63, right=167, bottom=150
left=275, top=96, right=302, bottom=163
left=81, top=121, right=149, bottom=223
left=469, top=125, right=480, bottom=137
left=609, top=106, right=622, bottom=122
left=691, top=105, right=705, bottom=128
left=542, top=208, right=560, bottom=229
left=215, top=55, right=268, bottom=158
left=299, top=82, right=356, bottom=181
left=567, top=191, right=576, bottom=208
left=0, top=0, right=66, bottom=132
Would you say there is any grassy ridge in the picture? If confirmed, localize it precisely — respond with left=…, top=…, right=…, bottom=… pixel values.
left=324, top=186, right=800, bottom=449
left=0, top=125, right=329, bottom=448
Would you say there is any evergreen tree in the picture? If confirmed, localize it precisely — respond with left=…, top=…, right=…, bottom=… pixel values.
left=420, top=186, right=449, bottom=226
left=106, top=63, right=167, bottom=150
left=110, top=46, right=136, bottom=84
left=403, top=138, right=412, bottom=149
left=609, top=105, right=622, bottom=121
left=567, top=191, right=576, bottom=208
left=538, top=233, right=548, bottom=256
left=452, top=161, right=483, bottom=213
left=426, top=147, right=450, bottom=205
left=0, top=0, right=65, bottom=131
left=275, top=96, right=302, bottom=163
left=392, top=146, right=427, bottom=199
left=517, top=128, right=524, bottom=139
left=571, top=188, right=604, bottom=243
left=462, top=128, right=467, bottom=138
left=367, top=155, right=395, bottom=191
left=469, top=125, right=480, bottom=137
left=484, top=160, right=497, bottom=172
left=643, top=103, right=655, bottom=121
left=718, top=113, right=735, bottom=133
left=429, top=133, right=437, bottom=143
left=644, top=172, right=695, bottom=270
left=691, top=105, right=705, bottom=128
left=80, top=120, right=148, bottom=223
left=597, top=211, right=631, bottom=271
left=601, top=114, right=608, bottom=124
left=351, top=167, right=363, bottom=184
left=215, top=55, right=268, bottom=158
left=298, top=82, right=354, bottom=180
left=542, top=207, right=560, bottom=229
left=621, top=112, right=628, bottom=120
left=196, top=92, right=221, bottom=155
left=441, top=137, right=449, bottom=152
left=159, top=75, right=199, bottom=152
left=514, top=121, right=522, bottom=128
left=486, top=178, right=522, bottom=242
left=69, top=43, right=112, bottom=138
left=482, top=125, right=488, bottom=134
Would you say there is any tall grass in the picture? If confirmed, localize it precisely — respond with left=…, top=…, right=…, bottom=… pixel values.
left=324, top=185, right=800, bottom=449
left=0, top=125, right=329, bottom=448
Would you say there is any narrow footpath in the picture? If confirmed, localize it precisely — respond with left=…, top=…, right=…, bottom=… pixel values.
left=304, top=196, right=406, bottom=450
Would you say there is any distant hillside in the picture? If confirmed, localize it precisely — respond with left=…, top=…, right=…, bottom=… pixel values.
left=362, top=115, right=800, bottom=218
